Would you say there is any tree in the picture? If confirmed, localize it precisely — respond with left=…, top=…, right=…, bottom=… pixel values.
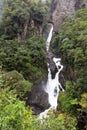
left=0, top=36, right=47, bottom=82
left=0, top=0, right=48, bottom=40
left=0, top=88, right=36, bottom=130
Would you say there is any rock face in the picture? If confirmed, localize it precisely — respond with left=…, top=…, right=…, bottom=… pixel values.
left=47, top=50, right=58, bottom=79
left=75, top=0, right=87, bottom=10
left=52, top=0, right=87, bottom=31
left=27, top=80, right=50, bottom=115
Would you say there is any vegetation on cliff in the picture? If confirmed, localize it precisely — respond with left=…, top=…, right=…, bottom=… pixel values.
left=53, top=8, right=87, bottom=129
left=0, top=0, right=48, bottom=83
left=0, top=0, right=87, bottom=129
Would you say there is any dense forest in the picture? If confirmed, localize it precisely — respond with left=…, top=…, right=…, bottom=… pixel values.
left=0, top=0, right=87, bottom=130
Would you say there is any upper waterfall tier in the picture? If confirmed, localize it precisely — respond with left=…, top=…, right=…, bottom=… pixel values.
left=46, top=24, right=53, bottom=52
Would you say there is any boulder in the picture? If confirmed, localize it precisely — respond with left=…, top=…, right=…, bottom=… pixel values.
left=47, top=50, right=58, bottom=79
left=27, top=80, right=50, bottom=115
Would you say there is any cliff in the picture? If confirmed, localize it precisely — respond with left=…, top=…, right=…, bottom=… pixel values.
left=51, top=0, right=87, bottom=31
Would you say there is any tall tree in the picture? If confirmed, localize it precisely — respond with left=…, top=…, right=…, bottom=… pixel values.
left=0, top=0, right=48, bottom=40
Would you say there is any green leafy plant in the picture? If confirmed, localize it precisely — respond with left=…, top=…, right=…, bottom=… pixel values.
left=52, top=8, right=87, bottom=129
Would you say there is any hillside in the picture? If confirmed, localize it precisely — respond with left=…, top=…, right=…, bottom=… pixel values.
left=0, top=0, right=87, bottom=130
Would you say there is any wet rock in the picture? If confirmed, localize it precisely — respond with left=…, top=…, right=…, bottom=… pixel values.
left=47, top=49, right=66, bottom=88
left=59, top=72, right=66, bottom=90
left=47, top=50, right=58, bottom=79
left=27, top=80, right=50, bottom=115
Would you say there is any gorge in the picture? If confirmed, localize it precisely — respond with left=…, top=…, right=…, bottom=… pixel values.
left=28, top=0, right=87, bottom=116
left=0, top=0, right=87, bottom=130
left=27, top=23, right=64, bottom=116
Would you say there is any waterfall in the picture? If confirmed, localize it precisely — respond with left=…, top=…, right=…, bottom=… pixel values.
left=45, top=58, right=64, bottom=110
left=39, top=24, right=64, bottom=119
left=46, top=25, right=53, bottom=52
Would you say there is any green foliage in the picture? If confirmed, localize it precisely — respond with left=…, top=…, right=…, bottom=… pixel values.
left=38, top=114, right=76, bottom=130
left=0, top=81, right=77, bottom=130
left=0, top=0, right=80, bottom=129
left=0, top=0, right=48, bottom=39
left=0, top=72, right=3, bottom=88
left=53, top=8, right=87, bottom=119
left=2, top=70, right=32, bottom=97
left=79, top=93, right=87, bottom=111
left=0, top=36, right=47, bottom=82
left=0, top=72, right=77, bottom=130
left=59, top=81, right=79, bottom=115
left=0, top=89, right=36, bottom=130
left=1, top=0, right=30, bottom=38
left=30, top=0, right=48, bottom=24
left=55, top=8, right=87, bottom=89
left=0, top=0, right=48, bottom=85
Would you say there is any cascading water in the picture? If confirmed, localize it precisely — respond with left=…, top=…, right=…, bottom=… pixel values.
left=39, top=24, right=64, bottom=119
left=46, top=25, right=53, bottom=52
left=45, top=58, right=64, bottom=109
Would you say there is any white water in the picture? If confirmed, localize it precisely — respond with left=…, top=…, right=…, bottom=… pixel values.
left=46, top=25, right=53, bottom=52
left=39, top=24, right=63, bottom=119
left=45, top=58, right=64, bottom=110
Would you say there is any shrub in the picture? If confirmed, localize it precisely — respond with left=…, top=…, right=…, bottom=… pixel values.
left=2, top=70, right=32, bottom=97
left=0, top=89, right=35, bottom=130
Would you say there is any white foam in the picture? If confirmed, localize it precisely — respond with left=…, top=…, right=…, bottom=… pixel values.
left=46, top=25, right=53, bottom=51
